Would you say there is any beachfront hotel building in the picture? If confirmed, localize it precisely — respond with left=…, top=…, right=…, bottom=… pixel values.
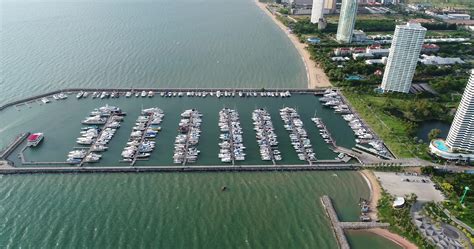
left=430, top=70, right=474, bottom=160
left=446, top=70, right=474, bottom=152
left=336, top=0, right=358, bottom=43
left=380, top=22, right=426, bottom=93
left=311, top=0, right=325, bottom=24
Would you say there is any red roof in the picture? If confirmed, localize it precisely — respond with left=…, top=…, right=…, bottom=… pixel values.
left=28, top=134, right=41, bottom=141
left=422, top=44, right=439, bottom=49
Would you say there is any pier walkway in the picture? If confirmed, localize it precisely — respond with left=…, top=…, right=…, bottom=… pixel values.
left=0, top=87, right=330, bottom=112
left=0, top=132, right=29, bottom=159
left=0, top=163, right=359, bottom=175
left=320, top=195, right=389, bottom=249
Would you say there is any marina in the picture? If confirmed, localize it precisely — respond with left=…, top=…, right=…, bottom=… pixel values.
left=173, top=109, right=202, bottom=165
left=279, top=107, right=316, bottom=163
left=70, top=105, right=125, bottom=166
left=218, top=108, right=245, bottom=164
left=1, top=89, right=379, bottom=168
left=121, top=107, right=164, bottom=165
left=252, top=108, right=281, bottom=164
left=318, top=89, right=394, bottom=159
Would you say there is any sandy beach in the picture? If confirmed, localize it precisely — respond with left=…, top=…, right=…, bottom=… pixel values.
left=367, top=228, right=418, bottom=249
left=360, top=170, right=418, bottom=249
left=254, top=0, right=332, bottom=89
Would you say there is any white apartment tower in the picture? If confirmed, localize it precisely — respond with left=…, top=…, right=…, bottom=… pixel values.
left=311, top=0, right=325, bottom=24
left=446, top=70, right=474, bottom=153
left=381, top=22, right=426, bottom=93
left=336, top=0, right=358, bottom=43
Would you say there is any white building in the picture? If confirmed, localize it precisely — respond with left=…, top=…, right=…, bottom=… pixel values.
left=311, top=0, right=325, bottom=24
left=430, top=70, right=474, bottom=160
left=336, top=0, right=358, bottom=43
left=419, top=55, right=465, bottom=65
left=447, top=14, right=470, bottom=20
left=446, top=70, right=474, bottom=152
left=381, top=22, right=426, bottom=93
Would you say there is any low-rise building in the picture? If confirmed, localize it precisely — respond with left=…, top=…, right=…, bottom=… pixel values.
left=306, top=37, right=321, bottom=44
left=421, top=43, right=440, bottom=53
left=447, top=13, right=471, bottom=20
left=353, top=52, right=374, bottom=60
left=365, top=57, right=387, bottom=65
left=419, top=54, right=465, bottom=65
left=352, top=30, right=369, bottom=43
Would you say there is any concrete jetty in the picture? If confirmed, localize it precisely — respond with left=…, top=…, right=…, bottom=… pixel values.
left=320, top=195, right=390, bottom=249
left=0, top=87, right=330, bottom=112
left=0, top=132, right=30, bottom=159
left=0, top=163, right=359, bottom=175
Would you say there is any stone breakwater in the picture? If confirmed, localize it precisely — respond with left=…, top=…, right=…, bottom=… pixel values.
left=320, top=195, right=390, bottom=249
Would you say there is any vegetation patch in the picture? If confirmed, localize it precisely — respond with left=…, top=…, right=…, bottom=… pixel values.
left=377, top=191, right=435, bottom=248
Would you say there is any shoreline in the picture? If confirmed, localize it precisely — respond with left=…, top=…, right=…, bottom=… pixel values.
left=366, top=228, right=418, bottom=249
left=254, top=0, right=332, bottom=89
left=360, top=170, right=418, bottom=249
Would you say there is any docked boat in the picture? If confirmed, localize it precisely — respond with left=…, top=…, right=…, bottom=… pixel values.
left=280, top=107, right=316, bottom=162
left=41, top=97, right=50, bottom=104
left=252, top=108, right=281, bottom=162
left=125, top=92, right=132, bottom=98
left=76, top=91, right=84, bottom=99
left=27, top=133, right=44, bottom=147
left=218, top=108, right=245, bottom=163
left=173, top=109, right=202, bottom=164
left=58, top=93, right=68, bottom=99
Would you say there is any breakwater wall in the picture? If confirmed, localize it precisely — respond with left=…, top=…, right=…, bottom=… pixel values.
left=320, top=195, right=390, bottom=249
left=0, top=132, right=29, bottom=159
left=0, top=163, right=359, bottom=175
left=0, top=87, right=331, bottom=112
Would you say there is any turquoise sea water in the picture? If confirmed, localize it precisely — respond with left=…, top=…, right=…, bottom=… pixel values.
left=1, top=0, right=401, bottom=247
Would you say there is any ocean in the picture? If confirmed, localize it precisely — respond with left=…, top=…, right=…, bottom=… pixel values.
left=1, top=0, right=400, bottom=248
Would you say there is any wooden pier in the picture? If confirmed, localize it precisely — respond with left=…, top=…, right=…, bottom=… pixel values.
left=320, top=195, right=390, bottom=249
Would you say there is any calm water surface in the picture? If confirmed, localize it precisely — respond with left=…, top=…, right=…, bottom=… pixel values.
left=1, top=0, right=401, bottom=247
left=1, top=0, right=306, bottom=106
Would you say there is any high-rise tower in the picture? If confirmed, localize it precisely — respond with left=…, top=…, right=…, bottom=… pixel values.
left=311, top=0, right=325, bottom=24
left=381, top=22, right=426, bottom=93
left=336, top=0, right=357, bottom=43
left=446, top=70, right=474, bottom=153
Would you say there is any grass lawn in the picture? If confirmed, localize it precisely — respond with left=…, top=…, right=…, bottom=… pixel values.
left=343, top=90, right=430, bottom=159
